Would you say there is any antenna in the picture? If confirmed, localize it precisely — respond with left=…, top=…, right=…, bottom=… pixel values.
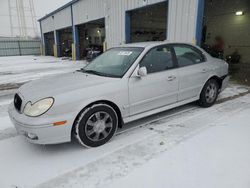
left=8, top=0, right=39, bottom=38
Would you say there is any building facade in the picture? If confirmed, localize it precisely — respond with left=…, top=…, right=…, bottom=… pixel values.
left=39, top=0, right=203, bottom=60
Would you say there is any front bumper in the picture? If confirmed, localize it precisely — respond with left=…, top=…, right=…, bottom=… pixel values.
left=8, top=103, right=74, bottom=145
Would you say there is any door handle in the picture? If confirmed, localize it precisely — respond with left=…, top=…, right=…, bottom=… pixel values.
left=167, top=76, right=176, bottom=81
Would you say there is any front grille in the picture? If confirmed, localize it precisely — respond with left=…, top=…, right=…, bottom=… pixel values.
left=14, top=94, right=22, bottom=112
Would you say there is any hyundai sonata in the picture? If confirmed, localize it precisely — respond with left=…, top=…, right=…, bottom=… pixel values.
left=8, top=42, right=229, bottom=147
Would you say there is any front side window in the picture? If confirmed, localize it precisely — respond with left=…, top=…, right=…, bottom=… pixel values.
left=140, top=45, right=174, bottom=74
left=82, top=47, right=144, bottom=78
left=173, top=45, right=205, bottom=67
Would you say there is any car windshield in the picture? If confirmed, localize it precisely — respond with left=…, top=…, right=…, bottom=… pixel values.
left=81, top=47, right=144, bottom=78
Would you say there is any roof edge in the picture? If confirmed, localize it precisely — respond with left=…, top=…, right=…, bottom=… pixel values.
left=38, top=0, right=79, bottom=22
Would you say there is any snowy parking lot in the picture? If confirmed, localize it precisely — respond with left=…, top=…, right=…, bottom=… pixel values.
left=0, top=56, right=250, bottom=188
left=0, top=55, right=86, bottom=90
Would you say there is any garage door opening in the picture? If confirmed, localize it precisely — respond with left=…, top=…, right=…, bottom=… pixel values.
left=44, top=32, right=54, bottom=56
left=77, top=18, right=105, bottom=60
left=202, top=0, right=250, bottom=85
left=126, top=1, right=168, bottom=43
left=58, top=27, right=73, bottom=57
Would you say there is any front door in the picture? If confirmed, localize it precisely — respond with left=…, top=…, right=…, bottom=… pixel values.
left=128, top=45, right=178, bottom=116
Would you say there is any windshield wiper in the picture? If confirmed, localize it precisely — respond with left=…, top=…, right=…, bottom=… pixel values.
left=78, top=69, right=110, bottom=77
left=78, top=68, right=121, bottom=78
left=78, top=69, right=101, bottom=75
left=77, top=68, right=95, bottom=74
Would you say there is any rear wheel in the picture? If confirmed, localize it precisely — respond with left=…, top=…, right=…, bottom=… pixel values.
left=199, top=79, right=219, bottom=107
left=74, top=104, right=118, bottom=147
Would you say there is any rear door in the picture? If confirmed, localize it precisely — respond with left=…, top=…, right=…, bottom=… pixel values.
left=172, top=44, right=210, bottom=101
left=128, top=45, right=178, bottom=115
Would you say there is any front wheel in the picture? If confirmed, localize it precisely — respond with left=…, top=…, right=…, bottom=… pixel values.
left=74, top=104, right=118, bottom=147
left=199, top=79, right=219, bottom=107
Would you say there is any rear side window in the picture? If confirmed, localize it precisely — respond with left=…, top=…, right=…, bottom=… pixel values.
left=173, top=45, right=205, bottom=67
left=140, top=45, right=174, bottom=74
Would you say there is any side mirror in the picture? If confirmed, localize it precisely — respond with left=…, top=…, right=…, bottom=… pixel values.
left=137, top=67, right=147, bottom=77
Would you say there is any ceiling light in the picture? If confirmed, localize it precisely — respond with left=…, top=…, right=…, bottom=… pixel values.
left=235, top=11, right=244, bottom=16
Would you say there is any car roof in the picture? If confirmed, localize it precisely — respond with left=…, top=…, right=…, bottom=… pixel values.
left=120, top=41, right=195, bottom=48
left=120, top=41, right=167, bottom=48
left=118, top=41, right=211, bottom=60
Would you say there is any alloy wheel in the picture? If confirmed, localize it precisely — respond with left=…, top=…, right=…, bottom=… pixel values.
left=205, top=83, right=218, bottom=103
left=85, top=111, right=113, bottom=142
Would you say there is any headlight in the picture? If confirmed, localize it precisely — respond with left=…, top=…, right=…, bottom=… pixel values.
left=23, top=98, right=54, bottom=117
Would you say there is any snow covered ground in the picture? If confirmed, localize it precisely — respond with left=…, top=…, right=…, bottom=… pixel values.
left=0, top=56, right=250, bottom=188
left=104, top=106, right=250, bottom=188
left=0, top=55, right=86, bottom=89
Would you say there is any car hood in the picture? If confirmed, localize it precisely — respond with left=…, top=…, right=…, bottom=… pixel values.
left=18, top=71, right=118, bottom=101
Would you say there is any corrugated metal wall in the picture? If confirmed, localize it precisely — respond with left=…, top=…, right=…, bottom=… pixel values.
left=105, top=0, right=168, bottom=47
left=41, top=7, right=72, bottom=34
left=73, top=0, right=105, bottom=25
left=0, top=39, right=41, bottom=56
left=41, top=17, right=54, bottom=34
left=54, top=7, right=72, bottom=30
left=40, top=0, right=199, bottom=49
left=167, top=0, right=198, bottom=43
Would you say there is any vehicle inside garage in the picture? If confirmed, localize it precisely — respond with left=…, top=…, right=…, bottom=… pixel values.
left=44, top=32, right=54, bottom=56
left=77, top=18, right=105, bottom=60
left=127, top=1, right=168, bottom=43
left=58, top=27, right=73, bottom=57
left=202, top=0, right=250, bottom=84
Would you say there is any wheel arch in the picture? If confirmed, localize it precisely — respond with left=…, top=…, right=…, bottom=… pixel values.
left=71, top=100, right=124, bottom=139
left=200, top=75, right=223, bottom=96
left=207, top=75, right=223, bottom=89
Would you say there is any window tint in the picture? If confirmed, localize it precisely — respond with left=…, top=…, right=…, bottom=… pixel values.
left=173, top=45, right=205, bottom=67
left=140, top=46, right=174, bottom=74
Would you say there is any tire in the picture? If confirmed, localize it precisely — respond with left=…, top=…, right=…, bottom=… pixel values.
left=199, top=79, right=219, bottom=107
left=74, top=104, right=118, bottom=147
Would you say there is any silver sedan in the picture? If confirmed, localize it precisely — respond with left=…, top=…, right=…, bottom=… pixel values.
left=8, top=42, right=229, bottom=147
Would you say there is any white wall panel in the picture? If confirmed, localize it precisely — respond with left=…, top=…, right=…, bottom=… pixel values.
left=53, top=7, right=72, bottom=30
left=167, top=0, right=198, bottom=44
left=105, top=0, right=167, bottom=47
left=73, top=0, right=106, bottom=25
left=105, top=0, right=198, bottom=47
left=41, top=17, right=54, bottom=34
left=41, top=0, right=199, bottom=48
left=41, top=7, right=72, bottom=33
